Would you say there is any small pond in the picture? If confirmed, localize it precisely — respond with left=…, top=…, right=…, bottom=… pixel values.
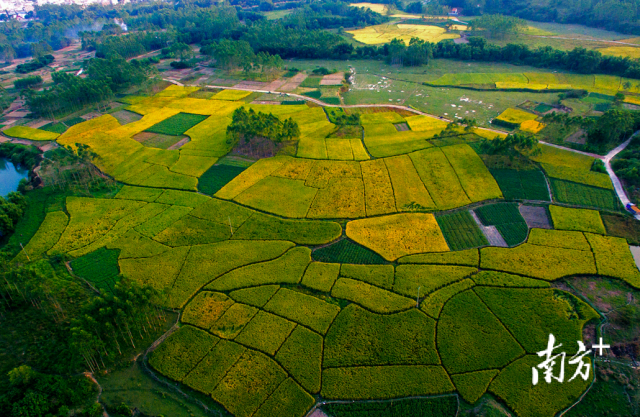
left=0, top=158, right=28, bottom=197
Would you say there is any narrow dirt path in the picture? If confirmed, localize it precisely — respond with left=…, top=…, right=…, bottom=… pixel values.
left=85, top=372, right=109, bottom=417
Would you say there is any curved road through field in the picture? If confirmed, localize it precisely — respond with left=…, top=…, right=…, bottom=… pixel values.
left=166, top=79, right=640, bottom=216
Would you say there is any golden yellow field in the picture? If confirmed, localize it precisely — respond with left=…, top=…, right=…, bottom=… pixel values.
left=519, top=120, right=545, bottom=134
left=346, top=213, right=449, bottom=261
left=347, top=24, right=459, bottom=45
left=598, top=46, right=640, bottom=59
left=349, top=2, right=387, bottom=14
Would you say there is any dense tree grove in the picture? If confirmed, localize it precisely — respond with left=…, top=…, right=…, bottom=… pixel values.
left=24, top=58, right=151, bottom=117
left=0, top=192, right=27, bottom=236
left=227, top=107, right=301, bottom=143
left=588, top=108, right=640, bottom=148
left=0, top=257, right=168, bottom=415
left=14, top=75, right=43, bottom=90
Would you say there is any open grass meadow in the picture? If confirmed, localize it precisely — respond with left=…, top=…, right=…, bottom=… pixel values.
left=14, top=84, right=640, bottom=417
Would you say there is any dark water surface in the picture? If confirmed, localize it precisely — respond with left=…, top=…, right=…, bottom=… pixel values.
left=0, top=158, right=28, bottom=197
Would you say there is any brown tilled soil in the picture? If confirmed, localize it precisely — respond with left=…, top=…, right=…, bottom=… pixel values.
left=278, top=73, right=307, bottom=92
left=519, top=205, right=551, bottom=229
left=394, top=122, right=410, bottom=131
left=111, top=110, right=143, bottom=125
left=565, top=129, right=586, bottom=144
left=133, top=132, right=187, bottom=149
left=320, top=72, right=344, bottom=86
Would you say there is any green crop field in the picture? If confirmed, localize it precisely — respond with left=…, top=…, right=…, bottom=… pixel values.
left=11, top=84, right=637, bottom=417
left=490, top=169, right=551, bottom=201
left=475, top=203, right=529, bottom=246
left=70, top=247, right=121, bottom=291
left=145, top=113, right=209, bottom=135
left=436, top=211, right=489, bottom=250
left=550, top=179, right=620, bottom=211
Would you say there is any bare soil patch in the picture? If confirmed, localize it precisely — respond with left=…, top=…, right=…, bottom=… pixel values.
left=565, top=128, right=586, bottom=145
left=394, top=122, right=410, bottom=131
left=320, top=72, right=344, bottom=86
left=278, top=73, right=307, bottom=92
left=233, top=81, right=270, bottom=89
left=133, top=132, right=187, bottom=150
left=251, top=101, right=281, bottom=105
left=111, top=110, right=143, bottom=125
left=231, top=136, right=295, bottom=159
left=265, top=79, right=287, bottom=91
left=167, top=137, right=191, bottom=150
left=26, top=119, right=53, bottom=129
left=519, top=205, right=551, bottom=229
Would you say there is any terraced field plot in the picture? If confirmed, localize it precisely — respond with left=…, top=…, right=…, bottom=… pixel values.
left=16, top=84, right=640, bottom=417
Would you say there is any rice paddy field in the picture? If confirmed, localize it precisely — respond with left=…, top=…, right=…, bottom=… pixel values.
left=346, top=23, right=459, bottom=45
left=10, top=83, right=640, bottom=417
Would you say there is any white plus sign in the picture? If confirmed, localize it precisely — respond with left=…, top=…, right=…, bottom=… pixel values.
left=592, top=337, right=610, bottom=356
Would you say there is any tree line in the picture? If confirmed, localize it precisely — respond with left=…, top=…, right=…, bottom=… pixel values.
left=445, top=0, right=640, bottom=36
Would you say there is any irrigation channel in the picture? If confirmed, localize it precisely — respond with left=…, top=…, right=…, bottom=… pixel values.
left=165, top=79, right=640, bottom=215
